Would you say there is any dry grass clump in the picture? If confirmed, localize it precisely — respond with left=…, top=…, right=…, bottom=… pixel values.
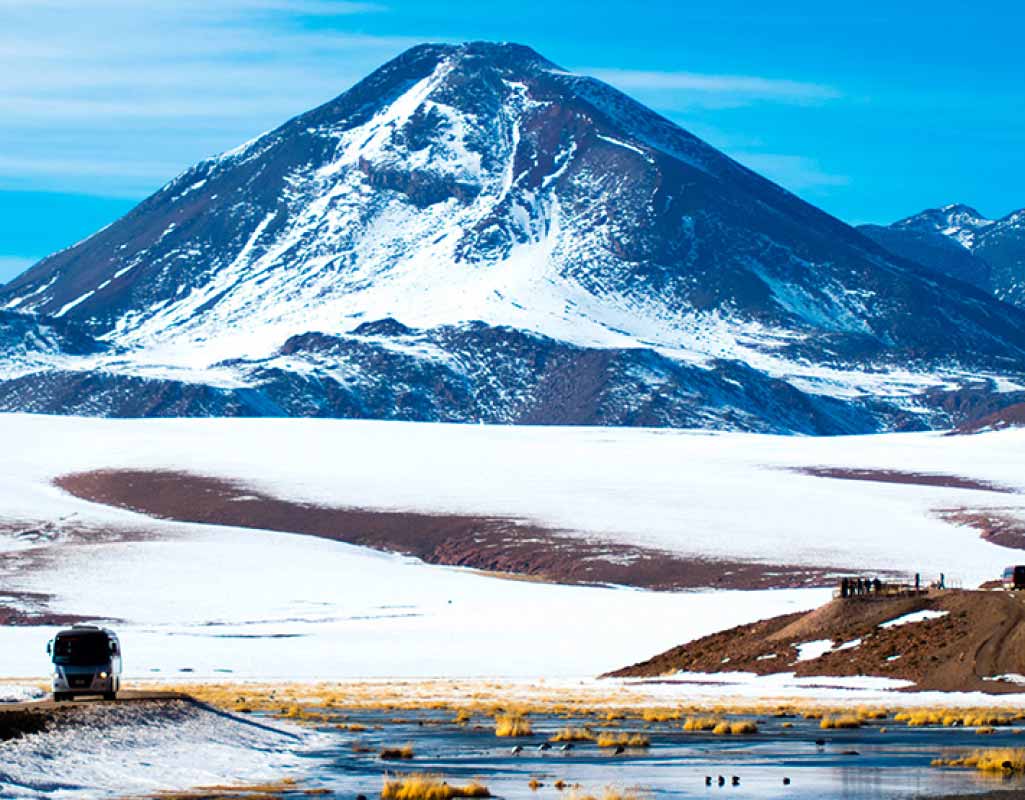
left=495, top=714, right=532, bottom=737
left=821, top=715, right=862, bottom=730
left=933, top=748, right=1025, bottom=773
left=977, top=727, right=996, bottom=735
left=550, top=727, right=595, bottom=743
left=641, top=708, right=680, bottom=723
left=781, top=722, right=794, bottom=729
left=855, top=706, right=888, bottom=720
left=712, top=720, right=758, bottom=735
left=454, top=710, right=472, bottom=725
left=152, top=778, right=304, bottom=800
left=566, top=788, right=645, bottom=800
left=596, top=733, right=650, bottom=748
left=895, top=709, right=1016, bottom=728
left=682, top=717, right=721, bottom=732
left=380, top=744, right=416, bottom=760
left=380, top=774, right=491, bottom=800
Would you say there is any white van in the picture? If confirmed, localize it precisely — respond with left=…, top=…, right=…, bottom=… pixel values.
left=47, top=625, right=122, bottom=701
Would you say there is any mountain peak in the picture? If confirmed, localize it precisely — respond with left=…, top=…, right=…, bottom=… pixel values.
left=2, top=43, right=1025, bottom=431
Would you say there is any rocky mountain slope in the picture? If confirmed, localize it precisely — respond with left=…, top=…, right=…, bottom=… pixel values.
left=859, top=203, right=1025, bottom=308
left=2, top=42, right=1025, bottom=431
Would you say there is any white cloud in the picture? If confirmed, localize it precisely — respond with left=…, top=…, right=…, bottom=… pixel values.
left=729, top=152, right=850, bottom=191
left=583, top=67, right=840, bottom=106
left=0, top=1, right=424, bottom=193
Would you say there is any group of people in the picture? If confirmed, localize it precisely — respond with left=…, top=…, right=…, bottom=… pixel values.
left=839, top=576, right=883, bottom=597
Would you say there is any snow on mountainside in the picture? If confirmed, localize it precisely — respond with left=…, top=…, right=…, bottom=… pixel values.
left=2, top=42, right=1025, bottom=432
left=860, top=203, right=1025, bottom=309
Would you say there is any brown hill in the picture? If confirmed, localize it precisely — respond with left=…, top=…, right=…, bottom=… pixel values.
left=606, top=589, right=1025, bottom=693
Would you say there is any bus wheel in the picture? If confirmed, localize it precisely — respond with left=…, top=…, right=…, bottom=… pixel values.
left=103, top=691, right=116, bottom=701
left=53, top=692, right=69, bottom=702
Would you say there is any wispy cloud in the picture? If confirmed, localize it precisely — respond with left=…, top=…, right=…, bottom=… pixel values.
left=0, top=1, right=422, bottom=194
left=583, top=67, right=840, bottom=107
left=730, top=153, right=850, bottom=191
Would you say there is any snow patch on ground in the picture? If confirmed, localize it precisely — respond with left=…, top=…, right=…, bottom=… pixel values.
left=0, top=684, right=44, bottom=703
left=0, top=700, right=321, bottom=799
left=795, top=639, right=834, bottom=662
left=879, top=610, right=950, bottom=629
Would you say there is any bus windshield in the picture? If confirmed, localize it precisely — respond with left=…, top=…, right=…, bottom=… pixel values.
left=53, top=633, right=111, bottom=666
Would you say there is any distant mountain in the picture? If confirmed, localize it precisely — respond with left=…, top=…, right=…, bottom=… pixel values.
left=2, top=42, right=1025, bottom=432
left=859, top=203, right=1025, bottom=308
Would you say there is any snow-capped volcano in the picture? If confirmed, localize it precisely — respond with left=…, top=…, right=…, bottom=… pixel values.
left=2, top=42, right=1025, bottom=431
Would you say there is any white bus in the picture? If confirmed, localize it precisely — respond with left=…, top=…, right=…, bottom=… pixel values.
left=47, top=625, right=122, bottom=701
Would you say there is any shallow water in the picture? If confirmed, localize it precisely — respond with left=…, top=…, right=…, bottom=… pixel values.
left=282, top=709, right=1025, bottom=800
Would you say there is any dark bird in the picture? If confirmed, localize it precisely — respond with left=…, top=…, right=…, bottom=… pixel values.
left=537, top=742, right=551, bottom=752
left=731, top=777, right=740, bottom=786
left=705, top=777, right=712, bottom=786
left=614, top=745, right=625, bottom=755
left=510, top=745, right=523, bottom=756
left=783, top=777, right=791, bottom=786
left=815, top=738, right=826, bottom=747
left=560, top=743, right=574, bottom=752
left=717, top=776, right=725, bottom=787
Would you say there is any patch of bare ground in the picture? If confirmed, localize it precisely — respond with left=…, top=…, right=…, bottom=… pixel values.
left=954, top=401, right=1025, bottom=435
left=0, top=590, right=97, bottom=626
left=936, top=508, right=1025, bottom=550
left=605, top=589, right=1025, bottom=694
left=0, top=517, right=145, bottom=625
left=786, top=467, right=1019, bottom=494
left=53, top=469, right=859, bottom=591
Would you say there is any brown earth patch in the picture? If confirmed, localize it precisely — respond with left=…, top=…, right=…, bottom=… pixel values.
left=954, top=401, right=1025, bottom=435
left=606, top=589, right=1025, bottom=693
left=937, top=508, right=1025, bottom=550
left=0, top=516, right=149, bottom=626
left=0, top=590, right=97, bottom=626
left=53, top=469, right=858, bottom=591
left=787, top=466, right=1019, bottom=494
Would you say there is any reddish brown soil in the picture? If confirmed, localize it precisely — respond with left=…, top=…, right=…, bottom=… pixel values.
left=606, top=589, right=1025, bottom=694
left=788, top=466, right=1018, bottom=494
left=937, top=508, right=1025, bottom=550
left=54, top=469, right=860, bottom=592
left=0, top=592, right=95, bottom=626
left=955, top=402, right=1025, bottom=434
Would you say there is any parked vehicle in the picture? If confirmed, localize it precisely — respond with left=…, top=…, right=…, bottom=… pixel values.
left=1003, top=565, right=1025, bottom=590
left=47, top=625, right=122, bottom=701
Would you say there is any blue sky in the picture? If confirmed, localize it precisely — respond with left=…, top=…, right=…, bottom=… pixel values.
left=1, top=0, right=1023, bottom=283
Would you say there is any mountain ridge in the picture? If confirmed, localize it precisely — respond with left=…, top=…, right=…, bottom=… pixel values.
left=859, top=201, right=1025, bottom=308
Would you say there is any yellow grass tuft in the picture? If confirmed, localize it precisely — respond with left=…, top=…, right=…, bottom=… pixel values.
left=380, top=744, right=416, bottom=760
left=596, top=733, right=650, bottom=748
left=495, top=714, right=532, bottom=737
left=682, top=717, right=721, bottom=732
left=550, top=727, right=595, bottom=742
left=381, top=774, right=491, bottom=800
left=641, top=708, right=680, bottom=723
left=821, top=715, right=862, bottom=730
left=712, top=720, right=758, bottom=735
left=566, top=788, right=645, bottom=800
left=933, top=748, right=1025, bottom=773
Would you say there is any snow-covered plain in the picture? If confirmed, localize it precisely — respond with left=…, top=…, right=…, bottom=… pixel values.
left=1, top=414, right=1023, bottom=683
